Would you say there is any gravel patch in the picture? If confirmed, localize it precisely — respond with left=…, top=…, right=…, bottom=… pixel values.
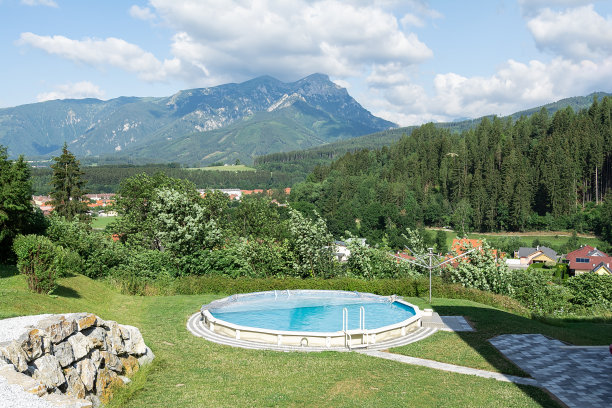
left=0, top=314, right=53, bottom=343
left=0, top=376, right=52, bottom=408
left=0, top=315, right=54, bottom=408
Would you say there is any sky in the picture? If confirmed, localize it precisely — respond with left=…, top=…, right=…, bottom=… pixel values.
left=2, top=0, right=612, bottom=126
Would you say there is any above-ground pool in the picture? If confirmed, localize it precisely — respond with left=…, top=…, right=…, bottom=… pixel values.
left=199, top=290, right=422, bottom=349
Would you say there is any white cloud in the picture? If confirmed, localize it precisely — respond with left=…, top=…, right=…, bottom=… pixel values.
left=149, top=0, right=433, bottom=84
left=19, top=33, right=182, bottom=81
left=129, top=5, right=156, bottom=21
left=401, top=13, right=425, bottom=28
left=519, top=0, right=596, bottom=16
left=18, top=1, right=434, bottom=91
left=21, top=0, right=57, bottom=7
left=36, top=81, right=105, bottom=102
left=368, top=55, right=612, bottom=126
left=526, top=5, right=612, bottom=60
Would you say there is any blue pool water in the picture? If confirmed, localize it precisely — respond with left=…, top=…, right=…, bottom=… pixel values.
left=208, top=293, right=416, bottom=332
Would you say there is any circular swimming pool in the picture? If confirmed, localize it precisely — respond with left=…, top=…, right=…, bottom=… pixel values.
left=199, top=290, right=422, bottom=349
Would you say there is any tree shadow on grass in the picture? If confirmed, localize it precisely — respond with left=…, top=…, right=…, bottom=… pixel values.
left=425, top=304, right=612, bottom=407
left=0, top=264, right=19, bottom=279
left=53, top=284, right=81, bottom=298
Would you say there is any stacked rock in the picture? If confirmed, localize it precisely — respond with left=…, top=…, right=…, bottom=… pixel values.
left=0, top=313, right=154, bottom=407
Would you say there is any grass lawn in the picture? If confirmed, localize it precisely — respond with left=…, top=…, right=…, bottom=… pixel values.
left=186, top=165, right=256, bottom=172
left=3, top=265, right=611, bottom=407
left=91, top=216, right=118, bottom=230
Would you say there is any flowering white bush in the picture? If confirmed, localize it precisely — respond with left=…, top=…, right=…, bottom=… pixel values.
left=287, top=208, right=334, bottom=277
left=448, top=240, right=513, bottom=296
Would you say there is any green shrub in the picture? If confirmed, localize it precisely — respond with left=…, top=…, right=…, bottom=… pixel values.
left=83, top=237, right=129, bottom=279
left=565, top=273, right=612, bottom=310
left=122, top=249, right=178, bottom=280
left=46, top=216, right=91, bottom=255
left=12, top=234, right=59, bottom=294
left=552, top=263, right=569, bottom=282
left=510, top=270, right=573, bottom=315
left=54, top=246, right=84, bottom=277
left=47, top=216, right=129, bottom=278
left=180, top=248, right=246, bottom=277
left=344, top=243, right=420, bottom=279
left=234, top=238, right=293, bottom=278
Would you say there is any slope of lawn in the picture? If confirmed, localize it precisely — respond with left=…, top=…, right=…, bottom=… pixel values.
left=6, top=265, right=609, bottom=407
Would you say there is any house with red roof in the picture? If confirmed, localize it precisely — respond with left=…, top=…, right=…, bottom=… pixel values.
left=451, top=238, right=499, bottom=258
left=565, top=245, right=612, bottom=275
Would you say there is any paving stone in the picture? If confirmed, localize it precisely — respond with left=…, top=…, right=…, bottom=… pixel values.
left=490, top=334, right=612, bottom=408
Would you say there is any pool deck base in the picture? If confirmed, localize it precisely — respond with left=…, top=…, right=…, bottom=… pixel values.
left=187, top=312, right=438, bottom=352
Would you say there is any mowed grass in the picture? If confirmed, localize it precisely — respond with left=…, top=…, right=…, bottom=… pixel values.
left=91, top=216, right=118, bottom=230
left=186, top=165, right=256, bottom=172
left=6, top=266, right=611, bottom=407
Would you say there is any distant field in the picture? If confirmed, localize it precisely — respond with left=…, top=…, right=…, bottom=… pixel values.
left=427, top=228, right=606, bottom=252
left=187, top=165, right=256, bottom=172
left=91, top=216, right=118, bottom=230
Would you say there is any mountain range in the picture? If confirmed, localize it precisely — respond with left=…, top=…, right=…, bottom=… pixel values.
left=0, top=74, right=395, bottom=165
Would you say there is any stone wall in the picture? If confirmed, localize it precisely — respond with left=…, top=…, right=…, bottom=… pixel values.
left=0, top=313, right=154, bottom=407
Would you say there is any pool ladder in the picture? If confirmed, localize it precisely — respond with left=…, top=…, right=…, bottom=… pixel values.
left=342, top=307, right=369, bottom=350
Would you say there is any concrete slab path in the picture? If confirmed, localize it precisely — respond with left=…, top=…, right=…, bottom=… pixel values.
left=358, top=349, right=539, bottom=387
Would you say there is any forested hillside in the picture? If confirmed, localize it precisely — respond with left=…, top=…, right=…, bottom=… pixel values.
left=255, top=92, right=612, bottom=183
left=290, top=98, right=612, bottom=247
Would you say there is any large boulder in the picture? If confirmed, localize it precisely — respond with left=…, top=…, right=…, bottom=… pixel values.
left=37, top=316, right=78, bottom=344
left=30, top=354, right=66, bottom=390
left=53, top=341, right=75, bottom=368
left=81, top=327, right=107, bottom=350
left=0, top=340, right=30, bottom=372
left=68, top=332, right=93, bottom=360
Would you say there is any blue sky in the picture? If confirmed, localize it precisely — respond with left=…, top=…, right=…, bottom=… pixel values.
left=2, top=0, right=612, bottom=125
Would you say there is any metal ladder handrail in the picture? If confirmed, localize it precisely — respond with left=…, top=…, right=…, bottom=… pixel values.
left=343, top=307, right=369, bottom=349
left=342, top=307, right=352, bottom=348
left=359, top=306, right=369, bottom=347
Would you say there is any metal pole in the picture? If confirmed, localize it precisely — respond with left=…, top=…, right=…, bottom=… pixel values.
left=428, top=247, right=433, bottom=303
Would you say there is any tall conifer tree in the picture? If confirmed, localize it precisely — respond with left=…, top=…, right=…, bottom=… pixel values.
left=50, top=143, right=88, bottom=221
left=0, top=145, right=36, bottom=261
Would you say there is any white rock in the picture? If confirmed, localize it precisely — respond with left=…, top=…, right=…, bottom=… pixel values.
left=137, top=346, right=155, bottom=367
left=119, top=325, right=147, bottom=356
left=67, top=333, right=93, bottom=361
left=75, top=359, right=96, bottom=392
left=30, top=355, right=66, bottom=390
left=52, top=342, right=75, bottom=368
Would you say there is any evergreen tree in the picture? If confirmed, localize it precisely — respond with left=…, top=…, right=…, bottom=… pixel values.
left=0, top=145, right=45, bottom=262
left=50, top=143, right=88, bottom=221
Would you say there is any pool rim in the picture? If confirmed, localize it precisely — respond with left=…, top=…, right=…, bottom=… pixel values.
left=200, top=289, right=422, bottom=340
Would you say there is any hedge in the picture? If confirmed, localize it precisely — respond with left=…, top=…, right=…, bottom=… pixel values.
left=167, top=275, right=530, bottom=316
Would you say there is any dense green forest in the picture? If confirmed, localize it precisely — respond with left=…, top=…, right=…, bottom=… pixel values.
left=290, top=98, right=612, bottom=247
left=254, top=92, right=612, bottom=182
left=31, top=164, right=299, bottom=194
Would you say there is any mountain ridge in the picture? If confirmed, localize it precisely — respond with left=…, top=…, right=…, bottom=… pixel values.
left=0, top=74, right=396, bottom=164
